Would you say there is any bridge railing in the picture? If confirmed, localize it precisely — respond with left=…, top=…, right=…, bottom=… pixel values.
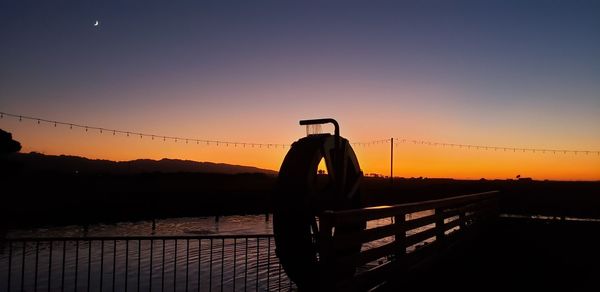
left=318, top=190, right=500, bottom=291
left=1, top=234, right=295, bottom=292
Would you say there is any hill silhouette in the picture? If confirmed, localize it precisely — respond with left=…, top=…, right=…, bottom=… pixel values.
left=6, top=152, right=277, bottom=175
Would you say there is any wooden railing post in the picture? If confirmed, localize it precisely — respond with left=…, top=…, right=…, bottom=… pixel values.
left=459, top=211, right=467, bottom=230
left=318, top=212, right=335, bottom=290
left=435, top=208, right=446, bottom=245
left=394, top=213, right=406, bottom=263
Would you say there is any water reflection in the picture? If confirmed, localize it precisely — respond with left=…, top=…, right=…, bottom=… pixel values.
left=1, top=212, right=433, bottom=291
left=7, top=215, right=273, bottom=238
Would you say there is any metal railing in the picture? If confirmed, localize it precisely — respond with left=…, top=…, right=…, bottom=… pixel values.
left=0, top=234, right=295, bottom=292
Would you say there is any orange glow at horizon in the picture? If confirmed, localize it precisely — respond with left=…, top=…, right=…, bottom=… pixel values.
left=2, top=118, right=599, bottom=181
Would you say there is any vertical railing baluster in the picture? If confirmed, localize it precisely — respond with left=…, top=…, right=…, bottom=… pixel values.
left=87, top=240, right=92, bottom=292
left=277, top=262, right=281, bottom=292
left=232, top=238, right=237, bottom=292
left=112, top=240, right=116, bottom=292
left=61, top=241, right=66, bottom=292
left=74, top=240, right=79, bottom=292
left=138, top=240, right=141, bottom=292
left=244, top=239, right=247, bottom=292
left=267, top=237, right=270, bottom=290
left=220, top=238, right=224, bottom=292
left=20, top=241, right=26, bottom=292
left=161, top=240, right=165, bottom=292
left=34, top=241, right=40, bottom=292
left=197, top=239, right=201, bottom=292
left=100, top=240, right=104, bottom=292
left=48, top=241, right=53, bottom=292
left=174, top=239, right=178, bottom=292
left=209, top=239, right=213, bottom=291
left=125, top=240, right=129, bottom=292
left=186, top=239, right=189, bottom=292
left=7, top=242, right=11, bottom=292
left=150, top=239, right=154, bottom=292
left=255, top=238, right=259, bottom=291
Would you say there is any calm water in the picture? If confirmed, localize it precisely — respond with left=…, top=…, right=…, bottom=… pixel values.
left=4, top=212, right=432, bottom=238
left=5, top=215, right=274, bottom=238
left=1, top=213, right=433, bottom=291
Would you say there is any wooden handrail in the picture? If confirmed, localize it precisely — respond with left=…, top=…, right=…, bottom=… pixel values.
left=321, top=191, right=499, bottom=225
left=317, top=190, right=500, bottom=291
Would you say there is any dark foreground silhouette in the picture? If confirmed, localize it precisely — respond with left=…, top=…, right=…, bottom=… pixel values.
left=383, top=218, right=600, bottom=291
left=3, top=130, right=599, bottom=290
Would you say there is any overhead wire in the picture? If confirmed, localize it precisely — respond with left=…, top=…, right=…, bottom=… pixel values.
left=1, top=111, right=598, bottom=155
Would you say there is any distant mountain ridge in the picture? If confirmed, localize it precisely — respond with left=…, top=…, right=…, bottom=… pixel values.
left=7, top=152, right=278, bottom=175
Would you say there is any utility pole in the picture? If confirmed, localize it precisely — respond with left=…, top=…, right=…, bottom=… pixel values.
left=390, top=137, right=394, bottom=184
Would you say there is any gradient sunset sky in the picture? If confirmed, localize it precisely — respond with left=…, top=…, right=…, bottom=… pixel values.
left=1, top=0, right=599, bottom=180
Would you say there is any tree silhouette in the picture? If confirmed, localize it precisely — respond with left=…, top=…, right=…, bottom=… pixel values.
left=0, top=129, right=21, bottom=154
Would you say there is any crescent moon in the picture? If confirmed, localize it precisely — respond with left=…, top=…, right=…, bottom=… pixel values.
left=94, top=20, right=99, bottom=27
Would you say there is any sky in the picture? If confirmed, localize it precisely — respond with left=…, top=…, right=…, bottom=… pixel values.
left=1, top=0, right=599, bottom=180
